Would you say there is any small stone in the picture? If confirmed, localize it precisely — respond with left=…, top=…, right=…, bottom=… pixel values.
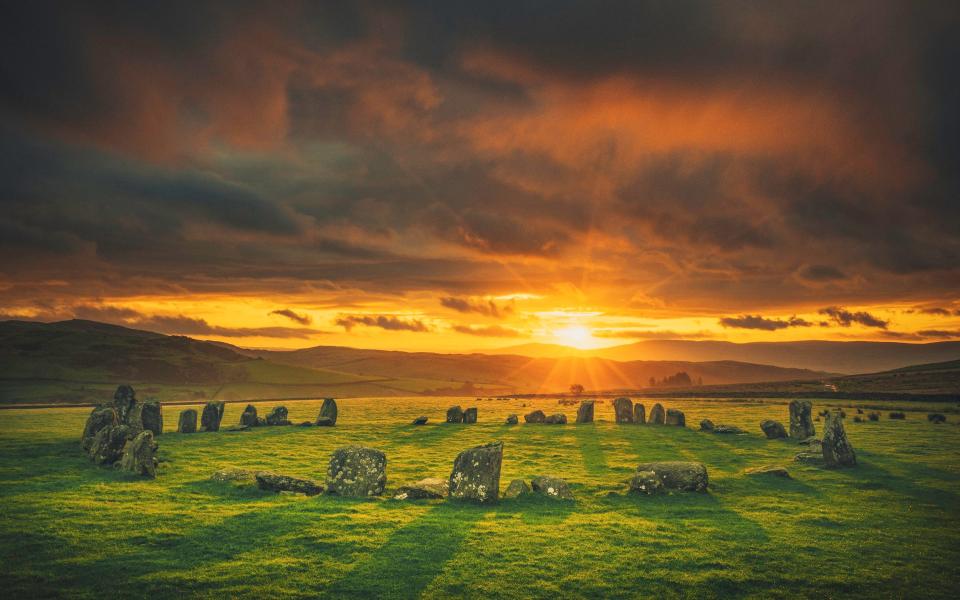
left=745, top=465, right=791, bottom=478
left=88, top=424, right=133, bottom=465
left=503, top=479, right=531, bottom=498
left=297, top=421, right=313, bottom=427
left=318, top=398, right=338, bottom=425
left=394, top=478, right=448, bottom=500
left=326, top=446, right=387, bottom=497
left=211, top=468, right=259, bottom=483
left=315, top=417, right=334, bottom=427
left=446, top=405, right=465, bottom=423
left=868, top=412, right=880, bottom=421
left=628, top=470, right=664, bottom=495
left=665, top=408, right=686, bottom=427
left=700, top=419, right=715, bottom=432
left=265, top=406, right=290, bottom=426
left=794, top=451, right=824, bottom=465
left=524, top=410, right=546, bottom=423
left=576, top=400, right=595, bottom=423
left=760, top=420, right=788, bottom=439
left=505, top=414, right=518, bottom=425
left=530, top=475, right=574, bottom=500
left=412, top=416, right=428, bottom=425
left=635, top=461, right=708, bottom=492
left=448, top=441, right=503, bottom=503
left=240, top=404, right=259, bottom=427
left=649, top=403, right=666, bottom=424
left=544, top=413, right=568, bottom=424
left=712, top=425, right=745, bottom=434
left=927, top=413, right=946, bottom=424
left=613, top=397, right=634, bottom=423
left=463, top=407, right=478, bottom=424
left=81, top=407, right=116, bottom=452
left=177, top=409, right=197, bottom=433
left=119, top=430, right=158, bottom=478
left=889, top=411, right=906, bottom=420
left=256, top=472, right=323, bottom=496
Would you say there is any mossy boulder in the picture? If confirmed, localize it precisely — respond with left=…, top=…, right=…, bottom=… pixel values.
left=665, top=408, right=686, bottom=427
left=503, top=478, right=531, bottom=498
left=576, top=400, right=594, bottom=423
left=265, top=406, right=289, bottom=426
left=119, top=430, right=158, bottom=478
left=700, top=419, right=715, bottom=432
left=240, top=404, right=259, bottom=427
left=745, top=465, right=791, bottom=478
left=531, top=476, right=574, bottom=500
left=446, top=405, right=464, bottom=423
left=463, top=407, right=478, bottom=424
left=256, top=472, right=323, bottom=496
left=635, top=461, right=708, bottom=492
left=326, top=446, right=387, bottom=497
left=177, top=409, right=197, bottom=433
left=81, top=407, right=116, bottom=452
left=524, top=410, right=545, bottom=423
left=448, top=441, right=503, bottom=503
left=412, top=416, right=428, bottom=425
left=544, top=413, right=568, bottom=424
left=761, top=419, right=787, bottom=439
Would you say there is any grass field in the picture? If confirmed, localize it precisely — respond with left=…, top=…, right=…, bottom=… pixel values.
left=1, top=396, right=958, bottom=598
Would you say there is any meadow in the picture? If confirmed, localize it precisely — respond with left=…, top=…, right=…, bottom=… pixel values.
left=1, top=396, right=958, bottom=599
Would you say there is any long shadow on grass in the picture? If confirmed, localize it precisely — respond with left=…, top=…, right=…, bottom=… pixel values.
left=827, top=452, right=960, bottom=508
left=570, top=424, right=609, bottom=476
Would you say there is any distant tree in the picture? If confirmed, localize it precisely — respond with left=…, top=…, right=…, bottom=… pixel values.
left=648, top=377, right=656, bottom=388
left=569, top=383, right=585, bottom=396
left=697, top=376, right=703, bottom=386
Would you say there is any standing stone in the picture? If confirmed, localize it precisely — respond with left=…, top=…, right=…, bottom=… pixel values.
left=81, top=407, right=116, bottom=451
left=613, top=397, right=634, bottom=423
left=318, top=398, right=338, bottom=425
left=635, top=461, right=708, bottom=492
left=634, top=403, right=646, bottom=424
left=119, top=430, right=158, bottom=478
left=111, top=385, right=138, bottom=424
left=544, top=413, right=568, bottom=424
left=412, top=416, right=428, bottom=425
left=88, top=424, right=133, bottom=465
left=201, top=401, right=225, bottom=432
left=822, top=412, right=856, bottom=468
left=700, top=419, right=715, bottom=432
left=524, top=410, right=546, bottom=423
left=463, top=407, right=478, bottom=424
left=576, top=400, right=595, bottom=423
left=448, top=441, right=503, bottom=503
left=136, top=401, right=163, bottom=435
left=505, top=414, right=519, bottom=425
left=177, top=409, right=197, bottom=433
left=446, top=406, right=465, bottom=423
left=503, top=478, right=531, bottom=499
left=240, top=404, right=259, bottom=427
left=665, top=408, right=686, bottom=427
left=265, top=406, right=289, bottom=426
left=531, top=476, right=574, bottom=500
left=761, top=420, right=788, bottom=439
left=326, top=446, right=387, bottom=496
left=789, top=400, right=815, bottom=439
left=649, top=403, right=666, bottom=424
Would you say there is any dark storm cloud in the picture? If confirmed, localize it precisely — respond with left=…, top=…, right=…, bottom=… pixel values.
left=335, top=315, right=430, bottom=332
left=719, top=315, right=814, bottom=331
left=440, top=296, right=512, bottom=318
left=819, top=307, right=889, bottom=329
left=797, top=265, right=846, bottom=283
left=270, top=309, right=312, bottom=325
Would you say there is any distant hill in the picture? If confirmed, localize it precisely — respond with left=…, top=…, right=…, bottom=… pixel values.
left=488, top=339, right=960, bottom=374
left=0, top=319, right=834, bottom=404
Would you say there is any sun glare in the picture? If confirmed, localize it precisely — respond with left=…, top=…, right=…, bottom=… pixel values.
left=553, top=325, right=596, bottom=349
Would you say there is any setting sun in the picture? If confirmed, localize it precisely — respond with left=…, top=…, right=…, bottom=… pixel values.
left=553, top=325, right=597, bottom=349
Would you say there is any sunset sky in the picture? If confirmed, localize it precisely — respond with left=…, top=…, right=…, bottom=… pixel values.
left=1, top=1, right=958, bottom=351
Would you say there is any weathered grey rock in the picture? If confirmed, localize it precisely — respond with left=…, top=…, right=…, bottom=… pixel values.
left=822, top=412, right=856, bottom=468
left=463, top=407, right=478, bottom=424
left=240, top=404, right=259, bottom=427
left=713, top=425, right=745, bottom=434
left=119, top=430, right=158, bottom=478
left=177, top=409, right=197, bottom=433
left=613, top=397, right=634, bottom=423
left=576, top=400, right=594, bottom=423
left=221, top=424, right=249, bottom=432
left=201, top=401, right=225, bottom=432
left=794, top=451, right=824, bottom=465
left=446, top=405, right=464, bottom=423
left=700, top=419, right=715, bottom=432
left=745, top=465, right=791, bottom=478
left=315, top=417, right=334, bottom=426
left=326, top=446, right=387, bottom=496
left=256, top=472, right=323, bottom=496
left=761, top=419, right=788, bottom=439
left=928, top=413, right=947, bottom=424
left=89, top=424, right=133, bottom=465
left=448, top=441, right=503, bottom=503
left=136, top=401, right=163, bottom=435
left=531, top=476, right=574, bottom=500
left=789, top=400, right=815, bottom=439
left=634, top=403, right=646, bottom=424
left=81, top=407, right=116, bottom=451
left=394, top=478, right=448, bottom=500
left=853, top=416, right=864, bottom=423
left=503, top=479, right=531, bottom=498
left=505, top=414, right=518, bottom=425
left=210, top=468, right=259, bottom=483
left=265, top=405, right=289, bottom=426
left=649, top=403, right=666, bottom=424
left=665, top=408, right=686, bottom=427
left=524, top=410, right=546, bottom=423
left=110, top=385, right=138, bottom=424
left=635, top=461, right=708, bottom=492
left=544, top=413, right=568, bottom=424
left=868, top=412, right=880, bottom=421
left=628, top=470, right=664, bottom=495
left=297, top=421, right=313, bottom=427
left=889, top=411, right=906, bottom=420
left=318, top=398, right=338, bottom=425
left=412, top=416, right=428, bottom=425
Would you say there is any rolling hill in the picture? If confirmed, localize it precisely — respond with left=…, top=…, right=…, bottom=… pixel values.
left=1, top=319, right=834, bottom=404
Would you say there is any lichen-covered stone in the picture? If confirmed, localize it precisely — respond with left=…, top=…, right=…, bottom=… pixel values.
left=822, top=412, right=856, bottom=468
left=446, top=405, right=464, bottom=423
left=745, top=465, right=791, bottom=478
left=613, top=397, right=634, bottom=423
left=394, top=478, right=448, bottom=500
left=524, top=410, right=545, bottom=423
left=794, top=451, right=824, bottom=465
left=412, top=416, right=428, bottom=425
left=211, top=468, right=259, bottom=483
left=544, top=413, right=568, bottom=424
left=576, top=400, right=594, bottom=423
left=136, top=401, right=163, bottom=435
left=110, top=385, right=138, bottom=424
left=761, top=419, right=788, bottom=439
left=463, top=407, right=478, bottom=424
left=88, top=424, right=133, bottom=465
left=265, top=405, right=289, bottom=426
left=635, top=461, right=708, bottom=492
left=633, top=403, right=646, bottom=424
left=649, top=403, right=666, bottom=424
left=789, top=400, right=815, bottom=439
left=448, top=441, right=503, bottom=503
left=119, top=430, right=158, bottom=478
left=629, top=470, right=664, bottom=495
left=503, top=478, right=531, bottom=498
left=326, top=446, right=387, bottom=497
left=700, top=419, right=715, bottom=432
left=505, top=414, right=518, bottom=425
left=927, top=413, right=946, bottom=424
left=177, top=409, right=197, bottom=433
left=318, top=398, right=338, bottom=425
left=256, top=472, right=323, bottom=496
left=713, top=425, right=745, bottom=434
left=665, top=408, right=686, bottom=427
left=81, top=407, right=116, bottom=451
left=240, top=404, right=259, bottom=427
left=201, top=401, right=225, bottom=432
left=531, top=476, right=574, bottom=500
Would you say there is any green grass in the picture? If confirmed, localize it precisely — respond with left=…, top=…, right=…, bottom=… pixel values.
left=1, top=397, right=958, bottom=598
